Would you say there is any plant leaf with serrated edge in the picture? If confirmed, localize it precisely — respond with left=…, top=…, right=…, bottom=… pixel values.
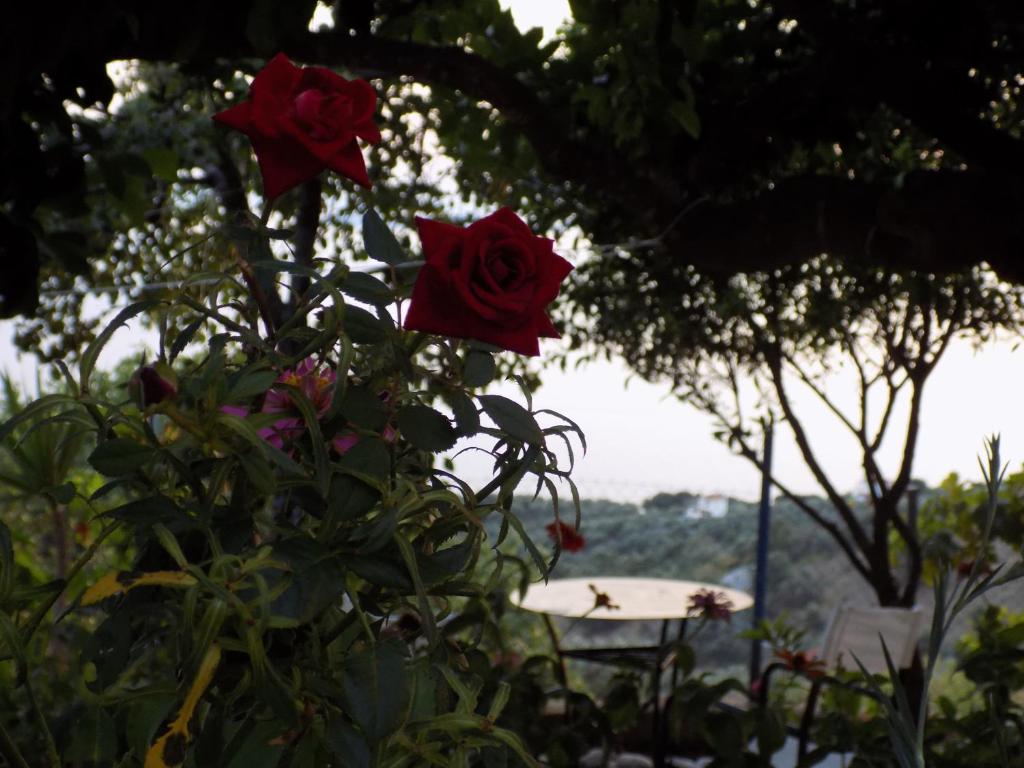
left=397, top=405, right=457, bottom=452
left=448, top=390, right=480, bottom=437
left=168, top=317, right=204, bottom=362
left=343, top=271, right=393, bottom=306
left=478, top=395, right=543, bottom=445
left=344, top=304, right=389, bottom=343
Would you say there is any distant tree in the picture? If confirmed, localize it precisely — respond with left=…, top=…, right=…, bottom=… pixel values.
left=643, top=491, right=697, bottom=514
left=588, top=260, right=1021, bottom=608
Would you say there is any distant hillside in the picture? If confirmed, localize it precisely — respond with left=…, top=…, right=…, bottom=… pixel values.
left=496, top=490, right=1024, bottom=679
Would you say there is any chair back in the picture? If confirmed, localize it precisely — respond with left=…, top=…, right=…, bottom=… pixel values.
left=819, top=605, right=925, bottom=675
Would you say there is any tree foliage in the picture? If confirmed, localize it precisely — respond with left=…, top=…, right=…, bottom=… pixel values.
left=3, top=0, right=1024, bottom=358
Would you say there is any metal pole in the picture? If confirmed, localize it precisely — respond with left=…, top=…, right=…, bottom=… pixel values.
left=749, top=420, right=774, bottom=686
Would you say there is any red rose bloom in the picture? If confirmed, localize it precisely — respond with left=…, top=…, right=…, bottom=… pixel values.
left=546, top=520, right=585, bottom=552
left=213, top=53, right=380, bottom=199
left=403, top=208, right=573, bottom=356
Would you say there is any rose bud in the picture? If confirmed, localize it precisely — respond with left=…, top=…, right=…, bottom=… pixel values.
left=131, top=365, right=177, bottom=407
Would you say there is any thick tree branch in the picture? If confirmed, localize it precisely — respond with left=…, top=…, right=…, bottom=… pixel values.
left=686, top=375, right=873, bottom=581
left=764, top=347, right=874, bottom=559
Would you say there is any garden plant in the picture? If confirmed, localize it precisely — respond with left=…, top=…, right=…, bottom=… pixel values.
left=0, top=53, right=585, bottom=767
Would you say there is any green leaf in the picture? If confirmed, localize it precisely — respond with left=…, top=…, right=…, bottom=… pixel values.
left=363, top=208, right=408, bottom=266
left=448, top=390, right=480, bottom=437
left=338, top=387, right=388, bottom=431
left=64, top=707, right=117, bottom=764
left=322, top=475, right=380, bottom=541
left=325, top=718, right=372, bottom=768
left=344, top=304, right=390, bottom=344
left=478, top=395, right=543, bottom=444
left=0, top=393, right=75, bottom=444
left=674, top=643, right=696, bottom=678
left=346, top=555, right=413, bottom=590
left=88, top=437, right=157, bottom=476
left=80, top=300, right=160, bottom=392
left=395, top=535, right=438, bottom=643
left=224, top=721, right=286, bottom=768
left=756, top=706, right=788, bottom=756
left=0, top=520, right=13, bottom=598
left=168, top=317, right=204, bottom=362
left=0, top=613, right=26, bottom=684
left=342, top=641, right=410, bottom=743
left=669, top=99, right=701, bottom=139
left=337, top=438, right=392, bottom=483
left=125, top=693, right=177, bottom=758
left=397, top=405, right=458, bottom=452
left=280, top=383, right=330, bottom=497
left=268, top=539, right=347, bottom=626
left=102, top=495, right=182, bottom=526
left=343, top=271, right=394, bottom=306
left=143, top=147, right=180, bottom=182
left=227, top=369, right=279, bottom=401
left=463, top=351, right=496, bottom=387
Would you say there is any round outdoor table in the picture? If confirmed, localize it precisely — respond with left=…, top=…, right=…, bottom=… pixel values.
left=514, top=576, right=753, bottom=620
left=514, top=577, right=752, bottom=768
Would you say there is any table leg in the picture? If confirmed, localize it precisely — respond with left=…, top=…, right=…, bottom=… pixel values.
left=542, top=613, right=569, bottom=690
left=651, top=619, right=672, bottom=767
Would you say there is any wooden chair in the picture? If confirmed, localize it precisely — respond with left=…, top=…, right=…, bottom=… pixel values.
left=758, top=605, right=926, bottom=765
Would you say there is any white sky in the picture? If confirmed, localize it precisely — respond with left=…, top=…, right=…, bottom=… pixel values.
left=2, top=0, right=1020, bottom=504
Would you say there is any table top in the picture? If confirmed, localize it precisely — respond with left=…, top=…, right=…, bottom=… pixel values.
left=513, top=576, right=753, bottom=621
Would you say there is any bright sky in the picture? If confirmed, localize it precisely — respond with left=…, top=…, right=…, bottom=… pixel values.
left=2, top=0, right=1021, bottom=504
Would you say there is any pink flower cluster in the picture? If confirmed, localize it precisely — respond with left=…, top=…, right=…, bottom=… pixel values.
left=221, top=358, right=392, bottom=454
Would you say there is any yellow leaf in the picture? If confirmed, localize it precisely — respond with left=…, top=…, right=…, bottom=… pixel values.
left=145, top=644, right=222, bottom=768
left=82, top=570, right=197, bottom=606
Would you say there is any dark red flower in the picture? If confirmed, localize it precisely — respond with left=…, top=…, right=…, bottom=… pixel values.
left=131, top=365, right=177, bottom=406
left=774, top=648, right=827, bottom=679
left=403, top=208, right=573, bottom=356
left=546, top=520, right=585, bottom=552
left=213, top=53, right=380, bottom=199
left=955, top=558, right=993, bottom=579
left=589, top=583, right=620, bottom=611
left=687, top=588, right=734, bottom=622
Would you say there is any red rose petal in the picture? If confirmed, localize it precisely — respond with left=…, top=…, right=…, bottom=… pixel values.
left=212, top=52, right=378, bottom=198
left=326, top=141, right=372, bottom=189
